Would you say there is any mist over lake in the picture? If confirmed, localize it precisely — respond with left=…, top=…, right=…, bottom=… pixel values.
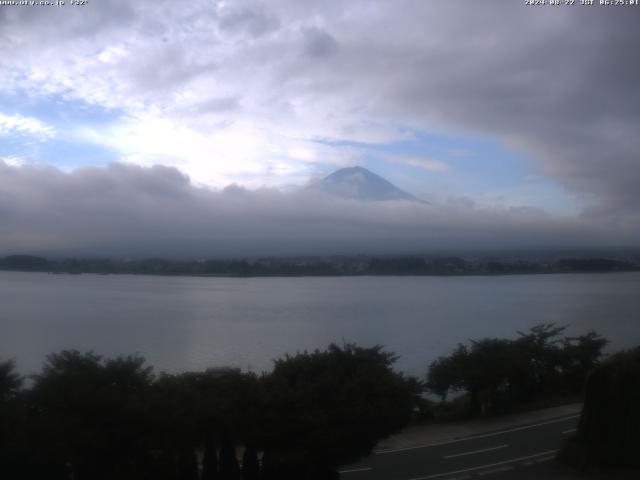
left=2, top=271, right=639, bottom=377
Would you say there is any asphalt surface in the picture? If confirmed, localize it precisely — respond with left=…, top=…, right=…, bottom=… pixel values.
left=339, top=414, right=579, bottom=480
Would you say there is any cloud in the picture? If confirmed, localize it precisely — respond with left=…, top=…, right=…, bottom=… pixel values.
left=0, top=161, right=626, bottom=258
left=77, top=113, right=359, bottom=188
left=0, top=113, right=55, bottom=140
left=184, top=96, right=241, bottom=115
left=218, top=5, right=281, bottom=38
left=0, top=156, right=26, bottom=167
left=0, top=0, right=639, bottom=227
left=382, top=154, right=450, bottom=173
left=302, top=27, right=339, bottom=58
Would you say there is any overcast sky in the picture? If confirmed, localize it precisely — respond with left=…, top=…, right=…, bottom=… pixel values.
left=1, top=1, right=639, bottom=257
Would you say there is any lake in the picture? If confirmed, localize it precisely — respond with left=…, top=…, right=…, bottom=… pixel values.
left=1, top=271, right=639, bottom=377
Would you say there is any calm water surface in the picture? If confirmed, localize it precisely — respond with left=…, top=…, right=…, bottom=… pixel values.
left=1, top=271, right=639, bottom=376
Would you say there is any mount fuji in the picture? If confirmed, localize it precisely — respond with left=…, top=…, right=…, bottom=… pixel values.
left=309, top=166, right=425, bottom=203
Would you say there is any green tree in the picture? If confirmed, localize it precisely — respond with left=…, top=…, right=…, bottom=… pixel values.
left=514, top=323, right=567, bottom=396
left=261, top=343, right=422, bottom=476
left=177, top=446, right=199, bottom=480
left=31, top=350, right=154, bottom=480
left=149, top=369, right=264, bottom=480
left=561, top=331, right=608, bottom=393
left=426, top=344, right=468, bottom=400
left=0, top=360, right=28, bottom=479
left=574, top=347, right=640, bottom=467
left=427, top=340, right=525, bottom=415
left=0, top=359, right=22, bottom=401
left=426, top=324, right=606, bottom=416
left=202, top=436, right=219, bottom=480
left=218, top=431, right=240, bottom=480
left=147, top=372, right=201, bottom=479
left=241, top=444, right=260, bottom=480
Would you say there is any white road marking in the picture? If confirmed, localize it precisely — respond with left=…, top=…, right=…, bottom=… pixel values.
left=534, top=455, right=556, bottom=463
left=478, top=465, right=514, bottom=476
left=562, top=428, right=577, bottom=434
left=407, top=449, right=559, bottom=480
left=443, top=444, right=508, bottom=459
left=376, top=415, right=579, bottom=455
left=339, top=467, right=373, bottom=474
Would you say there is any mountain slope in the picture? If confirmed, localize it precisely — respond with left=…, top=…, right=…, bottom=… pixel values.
left=310, top=166, right=423, bottom=202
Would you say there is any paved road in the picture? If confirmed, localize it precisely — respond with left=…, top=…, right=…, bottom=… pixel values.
left=339, top=414, right=579, bottom=480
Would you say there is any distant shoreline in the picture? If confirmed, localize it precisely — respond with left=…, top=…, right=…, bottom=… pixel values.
left=2, top=268, right=639, bottom=280
left=2, top=253, right=639, bottom=279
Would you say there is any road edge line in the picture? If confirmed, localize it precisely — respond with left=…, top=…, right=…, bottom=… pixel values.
left=407, top=449, right=559, bottom=480
left=376, top=414, right=579, bottom=454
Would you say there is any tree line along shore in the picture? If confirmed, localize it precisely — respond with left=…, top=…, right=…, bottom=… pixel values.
left=1, top=253, right=639, bottom=277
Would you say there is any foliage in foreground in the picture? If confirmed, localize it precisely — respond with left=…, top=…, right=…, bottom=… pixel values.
left=0, top=326, right=616, bottom=477
left=560, top=347, right=640, bottom=468
left=0, top=344, right=421, bottom=480
left=426, top=324, right=608, bottom=416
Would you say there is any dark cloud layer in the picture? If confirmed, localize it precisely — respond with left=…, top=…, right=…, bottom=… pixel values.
left=0, top=161, right=622, bottom=258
